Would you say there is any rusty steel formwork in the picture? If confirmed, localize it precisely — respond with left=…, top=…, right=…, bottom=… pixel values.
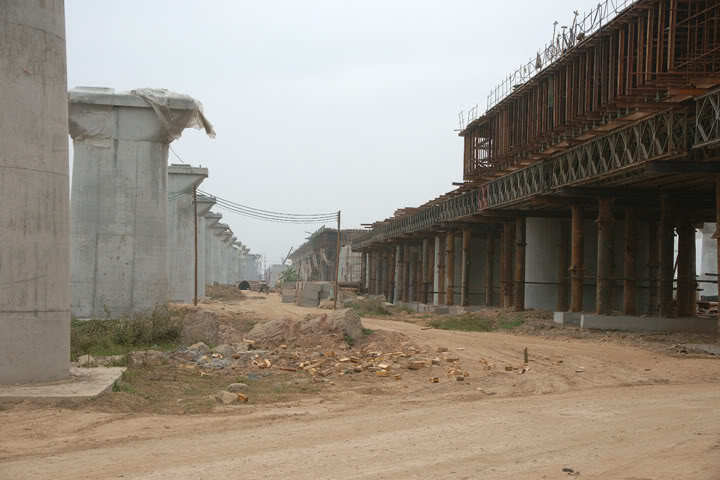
left=462, top=0, right=720, bottom=180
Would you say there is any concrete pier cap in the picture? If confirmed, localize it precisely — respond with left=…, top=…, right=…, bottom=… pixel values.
left=70, top=86, right=215, bottom=319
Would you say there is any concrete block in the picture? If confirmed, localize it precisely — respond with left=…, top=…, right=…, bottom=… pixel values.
left=298, top=297, right=319, bottom=308
left=281, top=289, right=296, bottom=297
left=282, top=282, right=297, bottom=290
left=282, top=296, right=296, bottom=304
left=554, top=312, right=582, bottom=326
left=580, top=314, right=718, bottom=335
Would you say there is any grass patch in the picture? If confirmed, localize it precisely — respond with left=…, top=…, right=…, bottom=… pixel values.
left=390, top=304, right=416, bottom=314
left=349, top=298, right=390, bottom=317
left=71, top=305, right=182, bottom=360
left=361, top=327, right=373, bottom=336
left=343, top=333, right=355, bottom=347
left=430, top=313, right=525, bottom=332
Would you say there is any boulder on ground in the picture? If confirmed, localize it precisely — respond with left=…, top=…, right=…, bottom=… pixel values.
left=215, top=390, right=239, bottom=405
left=247, top=308, right=364, bottom=346
left=188, top=342, right=210, bottom=353
left=212, top=344, right=235, bottom=357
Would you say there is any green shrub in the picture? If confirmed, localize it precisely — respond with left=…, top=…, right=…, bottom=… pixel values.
left=349, top=298, right=390, bottom=317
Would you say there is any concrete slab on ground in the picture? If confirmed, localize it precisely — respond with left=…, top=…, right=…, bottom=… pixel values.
left=0, top=366, right=125, bottom=401
left=554, top=311, right=582, bottom=326
left=684, top=344, right=720, bottom=355
left=580, top=315, right=718, bottom=335
left=282, top=295, right=296, bottom=304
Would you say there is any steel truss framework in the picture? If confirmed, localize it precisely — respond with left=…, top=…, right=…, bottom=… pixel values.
left=355, top=107, right=697, bottom=250
left=696, top=88, right=720, bottom=149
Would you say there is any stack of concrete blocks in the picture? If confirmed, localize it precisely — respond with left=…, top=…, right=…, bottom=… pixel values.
left=69, top=87, right=210, bottom=318
left=281, top=282, right=297, bottom=303
left=167, top=165, right=208, bottom=303
left=0, top=0, right=71, bottom=383
left=203, top=212, right=222, bottom=287
left=295, top=282, right=335, bottom=307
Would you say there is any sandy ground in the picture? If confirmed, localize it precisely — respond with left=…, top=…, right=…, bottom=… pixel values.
left=1, top=292, right=719, bottom=479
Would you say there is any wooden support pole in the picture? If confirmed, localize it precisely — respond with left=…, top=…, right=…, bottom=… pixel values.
left=623, top=207, right=637, bottom=315
left=402, top=244, right=410, bottom=303
left=514, top=217, right=526, bottom=312
left=502, top=223, right=514, bottom=308
left=446, top=232, right=455, bottom=306
left=415, top=244, right=423, bottom=303
left=388, top=248, right=396, bottom=303
left=647, top=219, right=660, bottom=315
left=360, top=251, right=367, bottom=292
left=556, top=221, right=570, bottom=312
left=375, top=251, right=382, bottom=298
left=334, top=212, right=341, bottom=310
left=397, top=245, right=405, bottom=303
left=437, top=235, right=445, bottom=305
left=485, top=231, right=495, bottom=306
left=715, top=178, right=720, bottom=341
left=461, top=229, right=471, bottom=306
left=193, top=185, right=198, bottom=306
left=659, top=197, right=675, bottom=317
left=596, top=198, right=615, bottom=315
left=688, top=229, right=697, bottom=317
left=570, top=205, right=585, bottom=313
left=677, top=223, right=693, bottom=317
left=369, top=251, right=376, bottom=296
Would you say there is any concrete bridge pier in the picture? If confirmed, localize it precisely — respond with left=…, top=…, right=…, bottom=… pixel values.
left=167, top=165, right=208, bottom=303
left=210, top=223, right=229, bottom=284
left=1, top=0, right=70, bottom=383
left=203, top=212, right=222, bottom=286
left=194, top=197, right=216, bottom=298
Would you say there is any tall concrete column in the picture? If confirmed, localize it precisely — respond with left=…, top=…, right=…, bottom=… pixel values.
left=570, top=205, right=585, bottom=313
left=461, top=230, right=472, bottom=306
left=69, top=87, right=213, bottom=318
left=360, top=252, right=367, bottom=292
left=204, top=212, right=222, bottom=285
left=221, top=231, right=234, bottom=284
left=502, top=224, right=514, bottom=308
left=210, top=223, right=229, bottom=284
left=677, top=223, right=695, bottom=317
left=436, top=235, right=446, bottom=305
left=1, top=0, right=70, bottom=383
left=647, top=219, right=660, bottom=314
left=623, top=208, right=637, bottom=315
left=446, top=232, right=455, bottom=306
left=485, top=231, right=495, bottom=306
left=659, top=197, right=675, bottom=317
left=514, top=218, right=527, bottom=312
left=167, top=165, right=208, bottom=303
left=195, top=196, right=215, bottom=299
left=556, top=221, right=570, bottom=312
left=596, top=198, right=615, bottom=315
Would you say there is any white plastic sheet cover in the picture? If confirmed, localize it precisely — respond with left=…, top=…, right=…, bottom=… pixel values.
left=68, top=104, right=114, bottom=148
left=130, top=88, right=216, bottom=142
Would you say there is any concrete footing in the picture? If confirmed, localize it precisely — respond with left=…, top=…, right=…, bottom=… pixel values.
left=553, top=312, right=582, bottom=326
left=580, top=314, right=718, bottom=335
left=0, top=367, right=125, bottom=401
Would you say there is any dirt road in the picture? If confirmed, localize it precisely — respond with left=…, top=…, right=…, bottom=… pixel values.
left=1, top=295, right=719, bottom=479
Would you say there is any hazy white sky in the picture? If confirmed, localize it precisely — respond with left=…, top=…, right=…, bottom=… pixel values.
left=66, top=0, right=586, bottom=265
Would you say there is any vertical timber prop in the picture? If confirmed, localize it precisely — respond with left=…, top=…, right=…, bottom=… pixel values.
left=446, top=231, right=455, bottom=306
left=647, top=220, right=660, bottom=315
left=659, top=196, right=675, bottom=317
left=677, top=223, right=694, bottom=317
left=596, top=198, right=615, bottom=315
left=461, top=229, right=471, bottom=307
left=333, top=211, right=341, bottom=309
left=570, top=205, right=585, bottom=313
left=485, top=231, right=495, bottom=306
left=514, top=218, right=526, bottom=312
left=402, top=243, right=411, bottom=303
left=715, top=178, right=720, bottom=341
left=437, top=235, right=446, bottom=305
left=422, top=239, right=430, bottom=304
left=623, top=208, right=637, bottom=315
left=502, top=223, right=514, bottom=308
left=556, top=221, right=570, bottom=312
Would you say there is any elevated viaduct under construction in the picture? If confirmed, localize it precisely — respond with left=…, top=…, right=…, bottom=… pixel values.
left=353, top=0, right=720, bottom=333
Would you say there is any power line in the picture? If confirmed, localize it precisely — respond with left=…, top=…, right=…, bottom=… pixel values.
left=198, top=188, right=336, bottom=219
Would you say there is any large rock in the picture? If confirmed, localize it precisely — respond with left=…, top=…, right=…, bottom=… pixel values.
left=188, top=342, right=210, bottom=354
left=215, top=390, right=239, bottom=404
left=227, top=383, right=248, bottom=392
left=212, top=344, right=235, bottom=357
left=247, top=308, right=364, bottom=345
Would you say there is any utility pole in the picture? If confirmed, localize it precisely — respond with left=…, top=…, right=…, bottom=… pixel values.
left=193, top=185, right=198, bottom=306
left=333, top=211, right=341, bottom=310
